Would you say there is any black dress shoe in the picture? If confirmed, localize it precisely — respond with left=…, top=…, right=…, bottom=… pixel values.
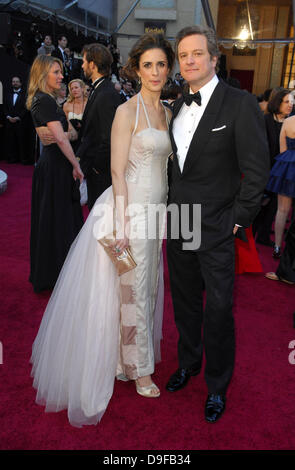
left=205, top=394, right=226, bottom=423
left=166, top=367, right=200, bottom=392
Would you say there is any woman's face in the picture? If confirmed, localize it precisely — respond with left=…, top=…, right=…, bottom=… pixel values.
left=279, top=93, right=293, bottom=116
left=70, top=81, right=83, bottom=99
left=46, top=62, right=63, bottom=93
left=137, top=48, right=169, bottom=93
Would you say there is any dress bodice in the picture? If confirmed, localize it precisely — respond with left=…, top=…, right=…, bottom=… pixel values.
left=31, top=91, right=68, bottom=132
left=125, top=94, right=171, bottom=203
left=68, top=111, right=83, bottom=121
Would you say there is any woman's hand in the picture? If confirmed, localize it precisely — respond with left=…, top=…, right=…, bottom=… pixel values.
left=73, top=161, right=84, bottom=184
left=111, top=219, right=130, bottom=255
left=111, top=234, right=129, bottom=256
left=36, top=126, right=56, bottom=146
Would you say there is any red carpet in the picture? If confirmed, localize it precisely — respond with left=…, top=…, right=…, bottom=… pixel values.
left=0, top=162, right=294, bottom=450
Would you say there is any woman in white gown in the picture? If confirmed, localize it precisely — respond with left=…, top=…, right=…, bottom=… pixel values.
left=30, top=33, right=175, bottom=427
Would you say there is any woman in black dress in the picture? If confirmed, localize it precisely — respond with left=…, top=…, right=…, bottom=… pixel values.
left=27, top=55, right=84, bottom=293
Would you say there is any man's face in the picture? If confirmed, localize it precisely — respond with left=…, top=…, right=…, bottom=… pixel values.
left=12, top=77, right=21, bottom=90
left=82, top=54, right=92, bottom=80
left=44, top=36, right=52, bottom=46
left=123, top=82, right=132, bottom=93
left=178, top=34, right=217, bottom=91
left=58, top=36, right=68, bottom=49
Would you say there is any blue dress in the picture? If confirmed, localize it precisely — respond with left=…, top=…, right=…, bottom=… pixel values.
left=267, top=136, right=295, bottom=197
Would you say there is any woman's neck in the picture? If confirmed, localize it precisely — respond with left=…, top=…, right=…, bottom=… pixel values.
left=274, top=113, right=286, bottom=122
left=140, top=88, right=162, bottom=109
left=73, top=96, right=83, bottom=105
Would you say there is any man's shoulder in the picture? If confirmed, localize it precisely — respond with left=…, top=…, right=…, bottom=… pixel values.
left=96, top=80, right=122, bottom=103
left=218, top=80, right=248, bottom=100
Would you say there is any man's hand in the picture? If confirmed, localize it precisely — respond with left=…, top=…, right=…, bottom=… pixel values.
left=8, top=117, right=18, bottom=124
left=36, top=126, right=56, bottom=146
left=233, top=225, right=239, bottom=235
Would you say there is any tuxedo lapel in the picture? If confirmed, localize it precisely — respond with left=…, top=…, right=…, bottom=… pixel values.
left=182, top=81, right=227, bottom=175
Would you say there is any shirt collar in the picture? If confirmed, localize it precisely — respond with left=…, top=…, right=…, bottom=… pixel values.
left=189, top=74, right=219, bottom=106
left=92, top=77, right=105, bottom=89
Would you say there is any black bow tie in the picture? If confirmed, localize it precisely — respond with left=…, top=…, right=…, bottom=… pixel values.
left=183, top=91, right=201, bottom=107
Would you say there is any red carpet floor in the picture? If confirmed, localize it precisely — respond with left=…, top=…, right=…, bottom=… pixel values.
left=0, top=162, right=295, bottom=450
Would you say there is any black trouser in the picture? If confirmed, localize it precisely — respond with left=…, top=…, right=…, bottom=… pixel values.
left=5, top=121, right=26, bottom=162
left=167, top=236, right=236, bottom=395
left=86, top=168, right=112, bottom=211
left=252, top=193, right=277, bottom=243
left=276, top=220, right=295, bottom=283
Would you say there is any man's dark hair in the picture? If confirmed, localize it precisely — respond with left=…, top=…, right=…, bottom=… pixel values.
left=57, top=35, right=67, bottom=42
left=82, top=43, right=113, bottom=77
left=175, top=25, right=221, bottom=64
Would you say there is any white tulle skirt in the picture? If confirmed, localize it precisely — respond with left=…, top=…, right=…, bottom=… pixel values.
left=30, top=186, right=164, bottom=427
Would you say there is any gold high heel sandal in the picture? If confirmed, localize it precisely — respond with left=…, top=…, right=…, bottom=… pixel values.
left=135, top=380, right=160, bottom=398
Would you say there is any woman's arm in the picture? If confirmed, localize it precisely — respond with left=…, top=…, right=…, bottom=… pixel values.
left=110, top=104, right=133, bottom=252
left=36, top=122, right=77, bottom=145
left=46, top=120, right=83, bottom=182
left=279, top=120, right=287, bottom=153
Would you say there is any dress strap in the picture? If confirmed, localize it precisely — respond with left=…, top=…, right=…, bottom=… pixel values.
left=132, top=93, right=140, bottom=136
left=139, top=93, right=152, bottom=129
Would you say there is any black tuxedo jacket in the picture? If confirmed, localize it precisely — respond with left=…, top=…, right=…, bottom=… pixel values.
left=76, top=78, right=121, bottom=176
left=4, top=89, right=27, bottom=119
left=52, top=48, right=65, bottom=64
left=169, top=80, right=270, bottom=251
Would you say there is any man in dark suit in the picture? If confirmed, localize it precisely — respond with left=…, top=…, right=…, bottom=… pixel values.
left=4, top=76, right=29, bottom=163
left=119, top=80, right=134, bottom=103
left=52, top=36, right=69, bottom=83
left=77, top=43, right=121, bottom=210
left=166, top=26, right=269, bottom=422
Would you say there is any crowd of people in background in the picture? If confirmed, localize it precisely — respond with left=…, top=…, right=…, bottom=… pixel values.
left=0, top=28, right=294, bottom=283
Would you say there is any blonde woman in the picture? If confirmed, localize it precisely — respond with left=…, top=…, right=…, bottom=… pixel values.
left=27, top=55, right=84, bottom=293
left=63, top=79, right=87, bottom=151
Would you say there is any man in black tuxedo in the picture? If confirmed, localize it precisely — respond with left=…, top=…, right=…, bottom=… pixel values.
left=52, top=36, right=69, bottom=83
left=4, top=76, right=28, bottom=163
left=77, top=43, right=121, bottom=210
left=166, top=26, right=269, bottom=422
left=119, top=80, right=134, bottom=103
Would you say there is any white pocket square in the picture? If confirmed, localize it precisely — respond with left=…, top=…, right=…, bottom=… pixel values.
left=212, top=125, right=226, bottom=132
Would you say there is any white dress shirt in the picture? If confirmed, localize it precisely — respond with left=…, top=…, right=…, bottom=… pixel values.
left=13, top=89, right=21, bottom=106
left=58, top=46, right=66, bottom=62
left=173, top=74, right=219, bottom=172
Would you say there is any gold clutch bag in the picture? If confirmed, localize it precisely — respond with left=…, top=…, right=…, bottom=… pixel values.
left=98, top=232, right=137, bottom=276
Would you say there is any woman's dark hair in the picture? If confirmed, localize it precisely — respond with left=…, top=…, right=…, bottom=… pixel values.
left=82, top=43, right=113, bottom=77
left=262, top=88, right=272, bottom=102
left=123, top=33, right=175, bottom=80
left=267, top=89, right=290, bottom=114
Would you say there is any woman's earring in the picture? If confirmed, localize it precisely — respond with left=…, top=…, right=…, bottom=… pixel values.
left=138, top=77, right=141, bottom=86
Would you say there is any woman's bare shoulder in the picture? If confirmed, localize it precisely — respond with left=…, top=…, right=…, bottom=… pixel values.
left=284, top=114, right=295, bottom=126
left=114, top=95, right=137, bottom=125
